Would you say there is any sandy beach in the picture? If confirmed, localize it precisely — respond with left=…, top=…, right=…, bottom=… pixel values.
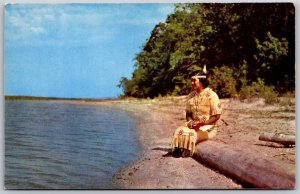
left=65, top=96, right=295, bottom=189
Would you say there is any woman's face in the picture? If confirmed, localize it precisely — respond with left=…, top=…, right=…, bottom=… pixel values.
left=191, top=77, right=203, bottom=91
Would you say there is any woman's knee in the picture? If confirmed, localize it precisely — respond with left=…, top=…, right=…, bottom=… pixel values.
left=196, top=131, right=208, bottom=143
left=196, top=129, right=217, bottom=143
left=208, top=129, right=217, bottom=139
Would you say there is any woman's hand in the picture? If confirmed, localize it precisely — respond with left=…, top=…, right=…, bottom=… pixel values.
left=187, top=120, right=207, bottom=131
left=193, top=122, right=206, bottom=131
left=187, top=120, right=194, bottom=129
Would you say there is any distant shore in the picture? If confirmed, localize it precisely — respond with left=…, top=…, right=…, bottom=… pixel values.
left=7, top=96, right=295, bottom=189
left=5, top=95, right=117, bottom=102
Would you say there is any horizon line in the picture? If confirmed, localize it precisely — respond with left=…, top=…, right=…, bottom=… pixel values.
left=5, top=95, right=120, bottom=101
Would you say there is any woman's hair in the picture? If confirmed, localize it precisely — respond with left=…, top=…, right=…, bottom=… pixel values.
left=199, top=76, right=209, bottom=88
left=192, top=71, right=209, bottom=88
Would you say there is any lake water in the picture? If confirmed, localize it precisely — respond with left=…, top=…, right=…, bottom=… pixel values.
left=5, top=100, right=141, bottom=189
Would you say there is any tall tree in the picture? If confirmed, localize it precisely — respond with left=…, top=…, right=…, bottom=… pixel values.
left=120, top=3, right=295, bottom=98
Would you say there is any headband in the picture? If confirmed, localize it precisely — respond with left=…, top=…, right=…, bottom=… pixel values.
left=191, top=75, right=206, bottom=79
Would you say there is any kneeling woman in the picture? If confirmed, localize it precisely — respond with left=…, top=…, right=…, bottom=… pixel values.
left=171, top=71, right=222, bottom=157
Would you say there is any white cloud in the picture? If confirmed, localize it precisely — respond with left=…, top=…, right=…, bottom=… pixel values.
left=158, top=4, right=174, bottom=15
left=115, top=4, right=174, bottom=26
left=5, top=4, right=174, bottom=46
left=118, top=18, right=164, bottom=26
left=30, top=26, right=46, bottom=34
left=5, top=5, right=54, bottom=40
left=5, top=4, right=108, bottom=45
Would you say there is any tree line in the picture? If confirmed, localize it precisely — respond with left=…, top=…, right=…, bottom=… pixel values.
left=118, top=3, right=295, bottom=99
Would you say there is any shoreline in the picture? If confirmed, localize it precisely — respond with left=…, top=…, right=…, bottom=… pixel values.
left=51, top=96, right=295, bottom=189
left=95, top=97, right=244, bottom=189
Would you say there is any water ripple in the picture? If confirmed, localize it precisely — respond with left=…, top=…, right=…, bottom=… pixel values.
left=5, top=101, right=141, bottom=189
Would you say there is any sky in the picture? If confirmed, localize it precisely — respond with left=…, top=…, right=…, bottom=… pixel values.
left=4, top=3, right=174, bottom=98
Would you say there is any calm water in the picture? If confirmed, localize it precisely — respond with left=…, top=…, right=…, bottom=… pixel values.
left=5, top=100, right=141, bottom=189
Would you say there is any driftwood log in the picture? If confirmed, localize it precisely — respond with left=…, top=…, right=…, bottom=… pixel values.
left=259, top=132, right=295, bottom=146
left=193, top=141, right=295, bottom=189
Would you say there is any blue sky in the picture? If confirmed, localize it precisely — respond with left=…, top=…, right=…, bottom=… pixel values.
left=4, top=3, right=174, bottom=98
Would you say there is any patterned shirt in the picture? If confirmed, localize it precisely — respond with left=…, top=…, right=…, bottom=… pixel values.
left=186, top=87, right=222, bottom=123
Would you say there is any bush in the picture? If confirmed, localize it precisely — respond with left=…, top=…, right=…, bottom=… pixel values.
left=239, top=78, right=279, bottom=104
left=208, top=66, right=237, bottom=98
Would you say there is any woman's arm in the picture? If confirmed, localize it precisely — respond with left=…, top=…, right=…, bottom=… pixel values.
left=186, top=111, right=194, bottom=128
left=186, top=111, right=193, bottom=121
left=204, top=114, right=221, bottom=125
left=192, top=114, right=221, bottom=130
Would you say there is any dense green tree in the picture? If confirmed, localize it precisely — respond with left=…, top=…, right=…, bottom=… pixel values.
left=119, top=3, right=295, bottom=98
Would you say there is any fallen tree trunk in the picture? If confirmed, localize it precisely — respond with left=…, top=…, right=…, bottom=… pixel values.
left=259, top=132, right=295, bottom=146
left=193, top=141, right=295, bottom=189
